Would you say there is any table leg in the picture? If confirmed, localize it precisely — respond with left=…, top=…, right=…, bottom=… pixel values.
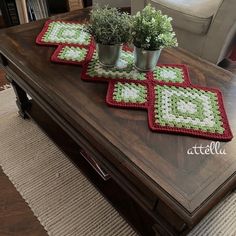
left=1, top=66, right=31, bottom=118
left=10, top=79, right=31, bottom=119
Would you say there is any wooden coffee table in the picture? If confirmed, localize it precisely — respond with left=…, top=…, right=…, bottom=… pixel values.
left=0, top=9, right=236, bottom=236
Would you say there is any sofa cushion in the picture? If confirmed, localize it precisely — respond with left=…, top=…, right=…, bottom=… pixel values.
left=148, top=0, right=222, bottom=35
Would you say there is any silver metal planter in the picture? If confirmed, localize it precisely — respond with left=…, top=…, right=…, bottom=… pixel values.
left=96, top=43, right=122, bottom=67
left=134, top=46, right=162, bottom=72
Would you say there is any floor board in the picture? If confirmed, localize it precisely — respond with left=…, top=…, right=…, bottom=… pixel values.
left=0, top=167, right=48, bottom=236
left=0, top=70, right=8, bottom=91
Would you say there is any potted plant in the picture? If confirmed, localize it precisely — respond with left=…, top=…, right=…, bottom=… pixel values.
left=132, top=4, right=178, bottom=71
left=86, top=6, right=132, bottom=67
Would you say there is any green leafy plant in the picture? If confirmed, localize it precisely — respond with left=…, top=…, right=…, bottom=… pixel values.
left=85, top=6, right=132, bottom=45
left=132, top=4, right=178, bottom=50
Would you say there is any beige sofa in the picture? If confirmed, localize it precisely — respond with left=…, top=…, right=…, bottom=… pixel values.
left=131, top=0, right=236, bottom=64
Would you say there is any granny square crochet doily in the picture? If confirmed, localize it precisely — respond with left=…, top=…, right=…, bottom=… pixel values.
left=107, top=81, right=149, bottom=109
left=82, top=46, right=149, bottom=82
left=36, top=20, right=91, bottom=46
left=36, top=20, right=233, bottom=141
left=148, top=84, right=232, bottom=140
left=51, top=45, right=92, bottom=65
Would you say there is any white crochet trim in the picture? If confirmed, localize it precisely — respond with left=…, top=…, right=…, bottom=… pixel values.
left=177, top=100, right=197, bottom=114
left=121, top=87, right=139, bottom=100
left=159, top=70, right=176, bottom=79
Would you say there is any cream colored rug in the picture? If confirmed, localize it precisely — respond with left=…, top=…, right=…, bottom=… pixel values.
left=0, top=88, right=137, bottom=236
left=0, top=88, right=235, bottom=236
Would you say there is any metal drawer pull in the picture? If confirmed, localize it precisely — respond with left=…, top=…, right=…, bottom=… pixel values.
left=80, top=150, right=111, bottom=181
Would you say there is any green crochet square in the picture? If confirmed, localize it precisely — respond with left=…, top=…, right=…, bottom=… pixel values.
left=154, top=85, right=225, bottom=134
left=113, top=82, right=147, bottom=103
left=87, top=50, right=146, bottom=81
left=42, top=21, right=90, bottom=45
left=153, top=67, right=184, bottom=83
left=58, top=46, right=88, bottom=62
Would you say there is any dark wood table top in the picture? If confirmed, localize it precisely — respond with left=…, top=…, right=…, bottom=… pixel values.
left=0, top=8, right=235, bottom=227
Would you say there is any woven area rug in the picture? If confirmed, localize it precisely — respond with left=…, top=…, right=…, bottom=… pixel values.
left=0, top=88, right=236, bottom=236
left=0, top=89, right=137, bottom=236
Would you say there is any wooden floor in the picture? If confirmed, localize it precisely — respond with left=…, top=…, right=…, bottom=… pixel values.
left=0, top=168, right=48, bottom=236
left=0, top=70, right=8, bottom=91
left=0, top=59, right=236, bottom=236
left=0, top=62, right=45, bottom=236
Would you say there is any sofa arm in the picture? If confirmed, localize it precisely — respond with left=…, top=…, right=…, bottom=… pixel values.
left=131, top=0, right=146, bottom=15
left=203, top=0, right=236, bottom=63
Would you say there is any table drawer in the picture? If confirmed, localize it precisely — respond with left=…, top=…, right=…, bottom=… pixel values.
left=79, top=146, right=158, bottom=211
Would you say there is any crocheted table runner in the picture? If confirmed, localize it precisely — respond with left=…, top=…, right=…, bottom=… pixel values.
left=36, top=20, right=233, bottom=141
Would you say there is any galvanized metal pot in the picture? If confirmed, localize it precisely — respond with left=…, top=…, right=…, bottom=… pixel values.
left=134, top=46, right=162, bottom=72
left=96, top=43, right=122, bottom=67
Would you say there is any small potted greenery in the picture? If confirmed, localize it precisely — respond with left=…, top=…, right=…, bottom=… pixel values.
left=86, top=6, right=132, bottom=67
left=132, top=5, right=178, bottom=71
